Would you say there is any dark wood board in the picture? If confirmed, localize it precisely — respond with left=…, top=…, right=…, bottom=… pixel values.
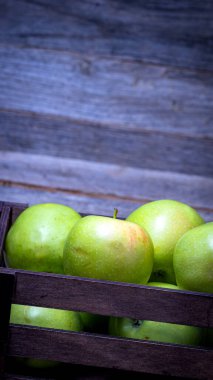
left=0, top=0, right=213, bottom=71
left=0, top=206, right=11, bottom=262
left=0, top=270, right=15, bottom=374
left=3, top=363, right=199, bottom=380
left=7, top=325, right=213, bottom=380
left=1, top=268, right=212, bottom=327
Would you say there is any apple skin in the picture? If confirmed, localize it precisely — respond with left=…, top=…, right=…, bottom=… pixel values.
left=5, top=203, right=81, bottom=274
left=126, top=200, right=204, bottom=284
left=109, top=282, right=203, bottom=346
left=10, top=304, right=82, bottom=368
left=63, top=215, right=154, bottom=284
left=173, top=222, right=213, bottom=293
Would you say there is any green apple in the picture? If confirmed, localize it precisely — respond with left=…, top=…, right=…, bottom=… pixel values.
left=173, top=222, right=213, bottom=293
left=63, top=214, right=154, bottom=284
left=109, top=282, right=203, bottom=346
left=5, top=203, right=81, bottom=274
left=127, top=200, right=204, bottom=284
left=10, top=304, right=82, bottom=368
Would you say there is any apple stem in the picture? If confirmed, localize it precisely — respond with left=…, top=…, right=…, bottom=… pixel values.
left=113, top=208, right=118, bottom=219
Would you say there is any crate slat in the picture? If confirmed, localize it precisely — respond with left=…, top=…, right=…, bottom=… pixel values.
left=0, top=271, right=15, bottom=373
left=7, top=325, right=213, bottom=380
left=0, top=207, right=11, bottom=264
left=0, top=268, right=212, bottom=328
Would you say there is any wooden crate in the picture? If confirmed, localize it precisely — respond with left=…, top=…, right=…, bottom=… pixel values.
left=0, top=202, right=212, bottom=380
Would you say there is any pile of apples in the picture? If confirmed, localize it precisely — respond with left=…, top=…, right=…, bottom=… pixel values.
left=5, top=200, right=213, bottom=368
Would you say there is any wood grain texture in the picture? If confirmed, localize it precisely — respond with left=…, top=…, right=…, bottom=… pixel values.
left=0, top=206, right=11, bottom=263
left=0, top=45, right=212, bottom=138
left=0, top=183, right=156, bottom=219
left=0, top=0, right=213, bottom=71
left=0, top=183, right=212, bottom=222
left=7, top=325, right=213, bottom=380
left=0, top=110, right=212, bottom=178
left=0, top=201, right=27, bottom=224
left=1, top=268, right=212, bottom=327
left=0, top=151, right=212, bottom=211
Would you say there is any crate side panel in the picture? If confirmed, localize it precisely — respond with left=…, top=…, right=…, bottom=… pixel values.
left=1, top=269, right=212, bottom=328
left=8, top=325, right=213, bottom=380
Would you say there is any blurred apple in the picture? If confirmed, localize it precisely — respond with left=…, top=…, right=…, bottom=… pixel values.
left=10, top=304, right=82, bottom=368
left=5, top=203, right=81, bottom=274
left=63, top=213, right=154, bottom=284
left=109, top=282, right=203, bottom=346
left=174, top=222, right=213, bottom=293
left=127, top=200, right=204, bottom=284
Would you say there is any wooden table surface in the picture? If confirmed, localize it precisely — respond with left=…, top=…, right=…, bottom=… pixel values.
left=0, top=0, right=212, bottom=221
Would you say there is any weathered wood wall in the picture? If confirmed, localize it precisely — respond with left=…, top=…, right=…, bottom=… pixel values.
left=0, top=0, right=212, bottom=220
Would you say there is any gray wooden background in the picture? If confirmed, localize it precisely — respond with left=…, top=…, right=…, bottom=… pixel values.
left=0, top=0, right=212, bottom=220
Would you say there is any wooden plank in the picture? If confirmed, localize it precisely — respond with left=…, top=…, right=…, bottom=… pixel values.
left=0, top=206, right=11, bottom=263
left=0, top=271, right=15, bottom=373
left=4, top=362, right=125, bottom=380
left=0, top=183, right=153, bottom=219
left=0, top=183, right=212, bottom=222
left=0, top=202, right=27, bottom=224
left=0, top=111, right=212, bottom=178
left=4, top=361, right=164, bottom=380
left=1, top=268, right=212, bottom=327
left=7, top=325, right=213, bottom=380
left=0, top=152, right=212, bottom=211
left=0, top=47, right=212, bottom=138
left=1, top=0, right=213, bottom=71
